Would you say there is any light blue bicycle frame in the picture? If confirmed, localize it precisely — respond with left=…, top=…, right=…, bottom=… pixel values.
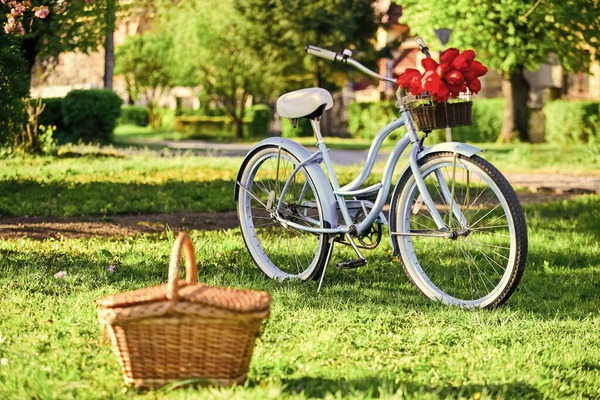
left=273, top=106, right=468, bottom=238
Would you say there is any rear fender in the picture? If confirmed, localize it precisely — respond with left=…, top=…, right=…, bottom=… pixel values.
left=233, top=137, right=338, bottom=229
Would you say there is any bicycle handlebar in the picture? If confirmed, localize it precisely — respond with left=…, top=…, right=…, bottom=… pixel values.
left=415, top=37, right=431, bottom=58
left=305, top=45, right=339, bottom=62
left=305, top=45, right=396, bottom=84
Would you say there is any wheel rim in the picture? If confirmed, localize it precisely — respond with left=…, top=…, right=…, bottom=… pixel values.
left=397, top=156, right=517, bottom=307
left=239, top=150, right=327, bottom=280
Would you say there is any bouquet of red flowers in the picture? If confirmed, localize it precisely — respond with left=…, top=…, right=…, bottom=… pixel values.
left=396, top=48, right=488, bottom=103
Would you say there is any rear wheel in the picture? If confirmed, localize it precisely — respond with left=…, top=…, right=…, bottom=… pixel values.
left=392, top=152, right=527, bottom=308
left=237, top=146, right=332, bottom=280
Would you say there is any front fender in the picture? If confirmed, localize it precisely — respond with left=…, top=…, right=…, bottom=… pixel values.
left=233, top=137, right=338, bottom=229
left=389, top=142, right=482, bottom=255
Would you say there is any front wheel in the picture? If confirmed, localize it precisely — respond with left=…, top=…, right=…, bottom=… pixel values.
left=392, top=152, right=527, bottom=308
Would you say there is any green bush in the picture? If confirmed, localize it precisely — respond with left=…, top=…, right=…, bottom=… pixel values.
left=205, top=108, right=227, bottom=117
left=347, top=101, right=399, bottom=139
left=156, top=108, right=176, bottom=129
left=0, top=33, right=29, bottom=148
left=544, top=100, right=600, bottom=144
left=35, top=97, right=64, bottom=133
left=247, top=104, right=272, bottom=137
left=281, top=117, right=314, bottom=138
left=62, top=90, right=122, bottom=143
left=347, top=99, right=504, bottom=142
left=120, top=105, right=149, bottom=127
left=451, top=98, right=504, bottom=143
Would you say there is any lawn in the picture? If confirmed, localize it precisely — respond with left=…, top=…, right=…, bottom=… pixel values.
left=0, top=193, right=599, bottom=399
left=0, top=148, right=599, bottom=398
left=114, top=124, right=600, bottom=175
left=1, top=141, right=599, bottom=218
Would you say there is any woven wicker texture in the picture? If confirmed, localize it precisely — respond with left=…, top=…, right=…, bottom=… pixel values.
left=96, top=232, right=271, bottom=388
left=411, top=101, right=473, bottom=131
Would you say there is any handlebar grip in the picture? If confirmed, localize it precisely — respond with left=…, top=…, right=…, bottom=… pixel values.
left=305, top=45, right=339, bottom=62
left=415, top=37, right=431, bottom=58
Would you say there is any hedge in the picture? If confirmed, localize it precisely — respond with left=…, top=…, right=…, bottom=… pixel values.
left=451, top=98, right=504, bottom=143
left=347, top=98, right=504, bottom=143
left=281, top=118, right=314, bottom=138
left=63, top=89, right=122, bottom=144
left=174, top=104, right=273, bottom=137
left=246, top=105, right=272, bottom=137
left=544, top=100, right=600, bottom=144
left=120, top=105, right=149, bottom=127
left=347, top=101, right=399, bottom=140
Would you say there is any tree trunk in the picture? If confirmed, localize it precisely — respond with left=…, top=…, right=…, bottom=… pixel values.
left=314, top=62, right=322, bottom=87
left=234, top=118, right=244, bottom=138
left=500, top=67, right=530, bottom=142
left=148, top=102, right=157, bottom=129
left=103, top=0, right=116, bottom=89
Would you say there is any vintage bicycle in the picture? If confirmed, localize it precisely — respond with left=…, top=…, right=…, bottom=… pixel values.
left=234, top=38, right=527, bottom=308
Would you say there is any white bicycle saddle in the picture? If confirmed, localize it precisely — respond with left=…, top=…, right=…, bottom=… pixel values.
left=276, top=88, right=333, bottom=119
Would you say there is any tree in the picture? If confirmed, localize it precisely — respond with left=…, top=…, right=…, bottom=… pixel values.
left=0, top=31, right=29, bottom=147
left=235, top=0, right=381, bottom=90
left=115, top=32, right=173, bottom=129
left=1, top=1, right=107, bottom=78
left=157, top=0, right=280, bottom=138
left=401, top=0, right=600, bottom=142
left=103, top=0, right=117, bottom=89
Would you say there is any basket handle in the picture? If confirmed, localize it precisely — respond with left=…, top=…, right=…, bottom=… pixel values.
left=166, top=232, right=198, bottom=302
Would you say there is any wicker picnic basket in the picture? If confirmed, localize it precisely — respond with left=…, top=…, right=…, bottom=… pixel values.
left=96, top=232, right=271, bottom=388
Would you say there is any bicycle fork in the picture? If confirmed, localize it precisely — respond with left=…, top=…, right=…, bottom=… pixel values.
left=405, top=144, right=468, bottom=233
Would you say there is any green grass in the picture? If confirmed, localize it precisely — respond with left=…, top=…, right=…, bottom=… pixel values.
left=114, top=124, right=600, bottom=173
left=1, top=141, right=598, bottom=218
left=1, top=195, right=599, bottom=399
left=0, top=155, right=241, bottom=217
left=0, top=154, right=393, bottom=217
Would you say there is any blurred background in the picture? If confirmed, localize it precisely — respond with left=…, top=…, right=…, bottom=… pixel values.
left=2, top=0, right=600, bottom=154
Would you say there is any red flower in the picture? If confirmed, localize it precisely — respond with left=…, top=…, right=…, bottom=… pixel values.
left=421, top=70, right=441, bottom=93
left=396, top=48, right=488, bottom=102
left=440, top=48, right=459, bottom=64
left=467, top=78, right=482, bottom=94
left=396, top=68, right=421, bottom=88
left=451, top=54, right=470, bottom=71
left=436, top=62, right=451, bottom=78
left=433, top=81, right=450, bottom=103
left=445, top=70, right=464, bottom=86
left=409, top=74, right=423, bottom=95
left=462, top=69, right=476, bottom=82
left=448, top=82, right=466, bottom=98
left=470, top=60, right=488, bottom=78
left=461, top=50, right=476, bottom=62
left=421, top=58, right=438, bottom=72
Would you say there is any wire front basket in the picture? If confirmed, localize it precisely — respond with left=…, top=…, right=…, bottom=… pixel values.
left=398, top=90, right=473, bottom=131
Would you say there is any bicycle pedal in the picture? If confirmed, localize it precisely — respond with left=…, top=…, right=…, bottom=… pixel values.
left=336, top=258, right=367, bottom=270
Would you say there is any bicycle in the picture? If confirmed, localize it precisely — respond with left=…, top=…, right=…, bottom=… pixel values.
left=234, top=38, right=527, bottom=308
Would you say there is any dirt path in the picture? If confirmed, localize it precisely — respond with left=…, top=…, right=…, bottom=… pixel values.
left=505, top=173, right=600, bottom=194
left=0, top=190, right=586, bottom=240
left=0, top=212, right=240, bottom=240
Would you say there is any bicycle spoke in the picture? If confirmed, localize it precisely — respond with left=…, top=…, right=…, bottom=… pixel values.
left=397, top=155, right=522, bottom=307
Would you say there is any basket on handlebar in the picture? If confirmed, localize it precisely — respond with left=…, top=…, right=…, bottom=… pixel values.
left=399, top=90, right=473, bottom=132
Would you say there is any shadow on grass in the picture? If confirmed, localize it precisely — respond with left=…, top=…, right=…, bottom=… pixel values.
left=1, top=195, right=598, bottom=319
left=1, top=233, right=599, bottom=319
left=275, top=376, right=541, bottom=399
